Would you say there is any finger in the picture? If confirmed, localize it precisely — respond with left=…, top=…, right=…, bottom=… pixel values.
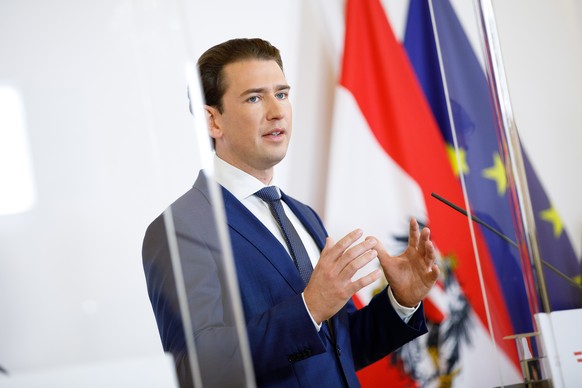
left=422, top=238, right=438, bottom=269
left=408, top=218, right=420, bottom=249
left=329, top=229, right=364, bottom=259
left=348, top=268, right=382, bottom=295
left=417, top=227, right=430, bottom=257
left=317, top=237, right=336, bottom=264
left=369, top=236, right=390, bottom=261
left=338, top=248, right=378, bottom=280
left=431, top=263, right=440, bottom=277
left=337, top=237, right=377, bottom=270
left=425, top=262, right=440, bottom=284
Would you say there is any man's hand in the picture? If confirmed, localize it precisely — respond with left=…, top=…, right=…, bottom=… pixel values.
left=303, top=229, right=381, bottom=324
left=376, top=218, right=439, bottom=308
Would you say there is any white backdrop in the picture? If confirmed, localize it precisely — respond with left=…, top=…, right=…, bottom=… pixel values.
left=0, top=0, right=580, bottom=382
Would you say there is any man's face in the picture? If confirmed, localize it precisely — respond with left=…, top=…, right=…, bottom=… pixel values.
left=208, top=59, right=292, bottom=181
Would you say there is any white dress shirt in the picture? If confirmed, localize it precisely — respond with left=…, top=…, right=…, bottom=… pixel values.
left=212, top=155, right=418, bottom=327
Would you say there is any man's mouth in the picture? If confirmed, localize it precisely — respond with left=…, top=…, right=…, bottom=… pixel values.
left=264, top=130, right=284, bottom=137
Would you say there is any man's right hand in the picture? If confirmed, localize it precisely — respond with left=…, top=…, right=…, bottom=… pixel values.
left=303, top=229, right=382, bottom=325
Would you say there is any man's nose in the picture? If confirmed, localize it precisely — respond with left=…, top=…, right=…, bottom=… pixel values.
left=266, top=96, right=285, bottom=120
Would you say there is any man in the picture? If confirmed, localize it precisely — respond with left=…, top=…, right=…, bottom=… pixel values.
left=143, top=38, right=439, bottom=387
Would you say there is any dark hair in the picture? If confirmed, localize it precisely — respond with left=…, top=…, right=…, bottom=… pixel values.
left=197, top=38, right=283, bottom=113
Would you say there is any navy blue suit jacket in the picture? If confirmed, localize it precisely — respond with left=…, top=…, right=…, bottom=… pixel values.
left=143, top=171, right=427, bottom=387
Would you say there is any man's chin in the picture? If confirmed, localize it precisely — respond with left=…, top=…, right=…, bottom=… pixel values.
left=260, top=152, right=287, bottom=170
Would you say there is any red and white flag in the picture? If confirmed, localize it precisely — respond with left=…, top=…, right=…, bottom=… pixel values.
left=323, top=0, right=522, bottom=386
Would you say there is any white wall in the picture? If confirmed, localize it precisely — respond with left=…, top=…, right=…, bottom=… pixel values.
left=0, top=0, right=200, bottom=373
left=492, top=0, right=582, bottom=255
left=0, top=0, right=580, bottom=380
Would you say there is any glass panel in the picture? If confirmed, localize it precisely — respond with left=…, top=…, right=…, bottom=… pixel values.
left=0, top=1, right=255, bottom=386
left=426, top=0, right=582, bottom=386
left=489, top=0, right=582, bottom=312
left=141, top=62, right=254, bottom=386
left=0, top=1, right=192, bottom=384
left=408, top=0, right=539, bottom=386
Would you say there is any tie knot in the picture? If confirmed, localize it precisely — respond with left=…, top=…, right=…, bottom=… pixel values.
left=254, top=186, right=281, bottom=202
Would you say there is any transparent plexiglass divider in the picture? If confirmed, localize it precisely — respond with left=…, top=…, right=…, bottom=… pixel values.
left=141, top=61, right=256, bottom=387
left=429, top=0, right=582, bottom=386
left=478, top=1, right=582, bottom=386
left=0, top=1, right=255, bottom=387
left=139, top=0, right=257, bottom=381
left=427, top=0, right=541, bottom=386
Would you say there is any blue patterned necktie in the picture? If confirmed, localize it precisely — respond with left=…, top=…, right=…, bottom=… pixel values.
left=254, top=186, right=313, bottom=285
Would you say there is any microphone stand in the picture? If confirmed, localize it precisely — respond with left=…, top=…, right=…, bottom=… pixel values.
left=431, top=192, right=582, bottom=292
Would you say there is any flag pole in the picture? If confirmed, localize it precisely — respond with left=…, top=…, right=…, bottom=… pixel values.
left=473, top=0, right=552, bottom=314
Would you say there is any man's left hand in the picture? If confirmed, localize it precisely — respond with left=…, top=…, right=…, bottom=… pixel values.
left=374, top=218, right=439, bottom=307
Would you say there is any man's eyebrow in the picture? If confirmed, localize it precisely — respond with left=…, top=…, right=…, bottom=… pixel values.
left=239, top=84, right=291, bottom=97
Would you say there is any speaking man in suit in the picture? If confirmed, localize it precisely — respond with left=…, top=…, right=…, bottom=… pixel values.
left=142, top=38, right=440, bottom=387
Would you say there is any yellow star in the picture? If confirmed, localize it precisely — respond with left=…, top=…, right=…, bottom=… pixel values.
left=482, top=153, right=507, bottom=195
left=446, top=144, right=469, bottom=177
left=573, top=275, right=582, bottom=285
left=539, top=205, right=563, bottom=238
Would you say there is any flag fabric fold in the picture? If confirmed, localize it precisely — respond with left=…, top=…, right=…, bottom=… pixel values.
left=322, top=0, right=547, bottom=385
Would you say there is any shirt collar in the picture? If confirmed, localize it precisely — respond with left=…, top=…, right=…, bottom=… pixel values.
left=213, top=154, right=279, bottom=201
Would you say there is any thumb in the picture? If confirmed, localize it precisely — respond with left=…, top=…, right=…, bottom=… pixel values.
left=367, top=236, right=390, bottom=261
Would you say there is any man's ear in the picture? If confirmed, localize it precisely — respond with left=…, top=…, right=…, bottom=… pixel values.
left=205, top=105, right=222, bottom=139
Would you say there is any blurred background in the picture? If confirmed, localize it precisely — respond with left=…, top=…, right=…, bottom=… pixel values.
left=1, top=0, right=581, bottom=386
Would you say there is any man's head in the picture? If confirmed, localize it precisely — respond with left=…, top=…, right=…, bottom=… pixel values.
left=198, top=38, right=292, bottom=184
left=198, top=38, right=283, bottom=113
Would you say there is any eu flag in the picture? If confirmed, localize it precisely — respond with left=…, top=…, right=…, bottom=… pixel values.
left=404, top=0, right=582, bottom=339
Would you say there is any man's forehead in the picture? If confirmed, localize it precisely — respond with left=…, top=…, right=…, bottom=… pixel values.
left=222, top=59, right=287, bottom=92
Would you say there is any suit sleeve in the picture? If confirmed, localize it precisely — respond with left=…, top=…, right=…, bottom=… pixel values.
left=347, top=286, right=428, bottom=370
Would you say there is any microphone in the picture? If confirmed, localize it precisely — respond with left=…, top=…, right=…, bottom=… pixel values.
left=431, top=192, right=582, bottom=292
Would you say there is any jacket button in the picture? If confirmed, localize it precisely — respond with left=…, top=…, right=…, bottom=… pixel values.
left=336, top=346, right=341, bottom=356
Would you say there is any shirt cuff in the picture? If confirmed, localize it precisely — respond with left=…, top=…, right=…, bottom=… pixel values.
left=387, top=286, right=420, bottom=324
left=301, top=292, right=322, bottom=332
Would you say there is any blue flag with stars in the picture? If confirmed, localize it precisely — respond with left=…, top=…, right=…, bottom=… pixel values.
left=404, top=0, right=581, bottom=339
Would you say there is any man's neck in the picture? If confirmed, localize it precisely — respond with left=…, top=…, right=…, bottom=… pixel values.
left=214, top=154, right=273, bottom=185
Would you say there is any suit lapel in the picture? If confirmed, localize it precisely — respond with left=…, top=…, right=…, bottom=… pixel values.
left=281, top=192, right=327, bottom=250
left=221, top=186, right=307, bottom=294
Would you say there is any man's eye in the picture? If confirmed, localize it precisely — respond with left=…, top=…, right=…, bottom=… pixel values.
left=276, top=92, right=288, bottom=100
left=247, top=96, right=260, bottom=103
